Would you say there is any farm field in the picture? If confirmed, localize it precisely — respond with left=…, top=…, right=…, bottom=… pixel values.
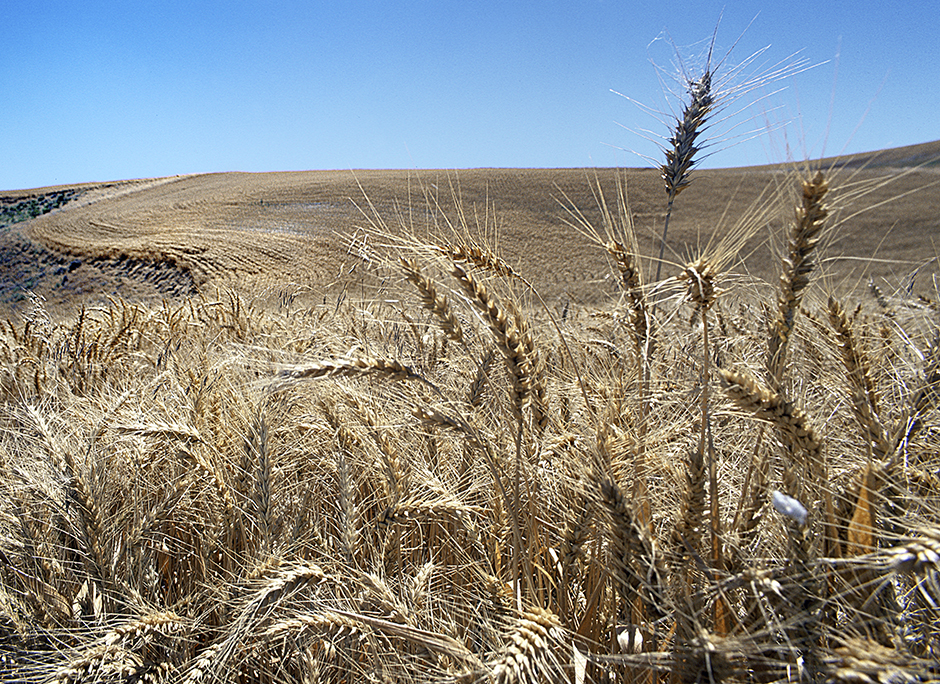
left=1, top=141, right=939, bottom=683
left=2, top=139, right=939, bottom=314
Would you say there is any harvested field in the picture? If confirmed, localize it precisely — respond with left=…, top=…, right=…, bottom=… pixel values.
left=1, top=142, right=938, bottom=315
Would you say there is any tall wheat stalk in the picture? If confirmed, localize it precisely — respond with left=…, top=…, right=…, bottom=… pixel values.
left=656, top=70, right=714, bottom=284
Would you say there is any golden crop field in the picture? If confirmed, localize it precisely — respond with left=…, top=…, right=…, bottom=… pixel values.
left=1, top=136, right=939, bottom=682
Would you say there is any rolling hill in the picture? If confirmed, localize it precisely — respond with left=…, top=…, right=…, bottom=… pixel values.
left=2, top=141, right=938, bottom=314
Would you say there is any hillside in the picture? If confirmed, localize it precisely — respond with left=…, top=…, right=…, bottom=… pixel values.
left=2, top=140, right=939, bottom=313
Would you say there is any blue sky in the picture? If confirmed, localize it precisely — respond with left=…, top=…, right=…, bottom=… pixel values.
left=3, top=1, right=938, bottom=190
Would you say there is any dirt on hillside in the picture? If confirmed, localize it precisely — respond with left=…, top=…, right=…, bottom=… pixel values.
left=2, top=142, right=939, bottom=316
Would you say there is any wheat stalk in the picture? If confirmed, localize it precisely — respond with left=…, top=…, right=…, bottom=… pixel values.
left=487, top=607, right=566, bottom=684
left=279, top=356, right=426, bottom=384
left=719, top=368, right=823, bottom=470
left=828, top=296, right=894, bottom=461
left=400, top=256, right=465, bottom=345
left=451, top=263, right=531, bottom=421
left=654, top=68, right=714, bottom=284
left=767, top=171, right=830, bottom=385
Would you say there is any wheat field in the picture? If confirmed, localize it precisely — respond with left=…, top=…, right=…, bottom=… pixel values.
left=2, top=42, right=940, bottom=684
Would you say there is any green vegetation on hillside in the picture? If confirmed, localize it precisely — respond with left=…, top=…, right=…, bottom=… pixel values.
left=0, top=189, right=81, bottom=230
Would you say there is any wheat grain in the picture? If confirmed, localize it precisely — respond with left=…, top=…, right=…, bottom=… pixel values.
left=488, top=607, right=565, bottom=684
left=828, top=296, right=894, bottom=460
left=451, top=262, right=530, bottom=421
left=400, top=256, right=465, bottom=345
left=654, top=65, right=714, bottom=283
left=767, top=171, right=830, bottom=385
left=279, top=356, right=425, bottom=384
left=606, top=240, right=651, bottom=352
left=889, top=527, right=940, bottom=575
left=719, top=368, right=822, bottom=468
left=594, top=458, right=670, bottom=625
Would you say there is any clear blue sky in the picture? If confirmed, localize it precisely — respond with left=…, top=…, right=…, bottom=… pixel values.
left=3, top=1, right=938, bottom=190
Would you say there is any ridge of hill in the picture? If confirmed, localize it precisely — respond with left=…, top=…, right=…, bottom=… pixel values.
left=817, top=139, right=940, bottom=169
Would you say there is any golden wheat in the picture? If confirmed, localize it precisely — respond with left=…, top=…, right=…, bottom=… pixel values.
left=1, top=35, right=938, bottom=684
